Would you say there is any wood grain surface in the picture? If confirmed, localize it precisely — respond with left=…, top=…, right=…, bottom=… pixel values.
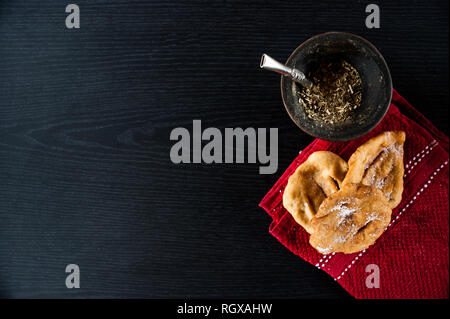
left=0, top=0, right=448, bottom=298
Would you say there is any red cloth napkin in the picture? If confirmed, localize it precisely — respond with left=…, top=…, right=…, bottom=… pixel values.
left=259, top=89, right=449, bottom=299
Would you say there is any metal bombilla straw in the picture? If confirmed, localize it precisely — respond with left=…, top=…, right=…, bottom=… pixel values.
left=260, top=53, right=313, bottom=89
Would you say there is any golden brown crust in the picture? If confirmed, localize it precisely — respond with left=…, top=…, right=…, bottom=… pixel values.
left=342, top=131, right=406, bottom=208
left=309, top=184, right=392, bottom=254
left=282, top=151, right=348, bottom=234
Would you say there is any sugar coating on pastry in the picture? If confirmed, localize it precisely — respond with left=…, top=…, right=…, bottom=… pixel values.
left=309, top=183, right=392, bottom=254
left=283, top=151, right=348, bottom=234
left=343, top=131, right=406, bottom=208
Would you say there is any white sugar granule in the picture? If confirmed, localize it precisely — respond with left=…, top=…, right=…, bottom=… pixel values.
left=316, top=246, right=332, bottom=254
left=331, top=200, right=359, bottom=227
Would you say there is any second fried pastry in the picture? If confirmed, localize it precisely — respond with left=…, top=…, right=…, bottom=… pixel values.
left=343, top=131, right=406, bottom=208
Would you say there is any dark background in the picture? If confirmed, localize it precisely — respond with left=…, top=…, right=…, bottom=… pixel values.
left=0, top=0, right=448, bottom=298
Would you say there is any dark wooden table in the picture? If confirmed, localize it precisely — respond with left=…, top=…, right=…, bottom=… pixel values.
left=0, top=0, right=448, bottom=298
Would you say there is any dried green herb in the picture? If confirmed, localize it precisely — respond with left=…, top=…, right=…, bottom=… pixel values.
left=297, top=60, right=362, bottom=124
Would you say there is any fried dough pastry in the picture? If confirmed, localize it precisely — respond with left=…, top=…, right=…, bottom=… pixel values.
left=309, top=184, right=392, bottom=254
left=343, top=131, right=406, bottom=208
left=283, top=151, right=348, bottom=234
